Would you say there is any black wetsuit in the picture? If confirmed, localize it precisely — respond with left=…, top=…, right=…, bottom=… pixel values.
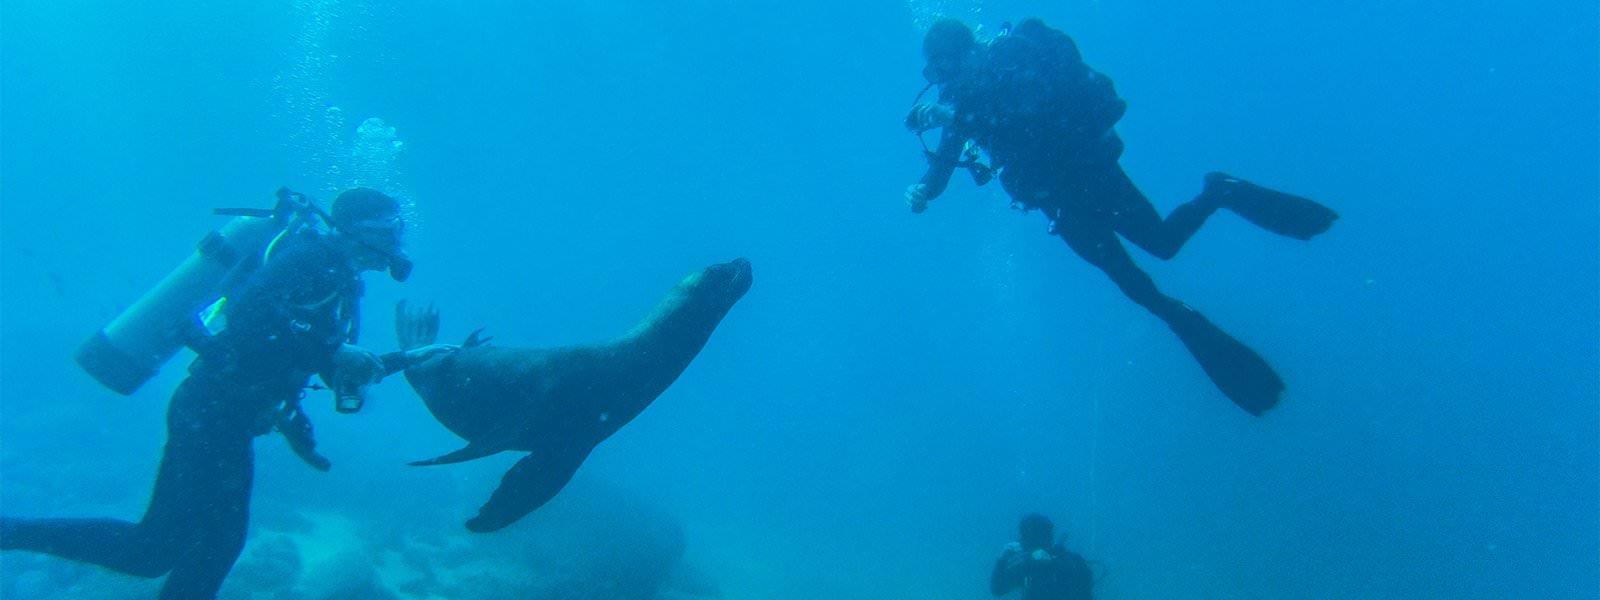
left=1, top=236, right=362, bottom=599
left=919, top=19, right=1218, bottom=325
left=915, top=18, right=1339, bottom=414
left=991, top=543, right=1093, bottom=600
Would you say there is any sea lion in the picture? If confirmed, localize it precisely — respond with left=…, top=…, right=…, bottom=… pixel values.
left=395, top=258, right=752, bottom=532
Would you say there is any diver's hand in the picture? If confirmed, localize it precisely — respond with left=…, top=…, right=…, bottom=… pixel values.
left=332, top=345, right=385, bottom=385
left=274, top=408, right=332, bottom=472
left=905, top=183, right=930, bottom=213
left=404, top=343, right=460, bottom=367
left=1001, top=544, right=1030, bottom=570
left=1030, top=549, right=1053, bottom=562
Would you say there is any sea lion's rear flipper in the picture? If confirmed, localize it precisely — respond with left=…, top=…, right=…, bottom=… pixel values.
left=464, top=444, right=592, bottom=533
left=395, top=300, right=441, bottom=351
left=409, top=439, right=508, bottom=466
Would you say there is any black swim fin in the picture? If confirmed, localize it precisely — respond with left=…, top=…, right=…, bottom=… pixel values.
left=1166, top=307, right=1284, bottom=416
left=1204, top=172, right=1338, bottom=241
left=464, top=444, right=593, bottom=533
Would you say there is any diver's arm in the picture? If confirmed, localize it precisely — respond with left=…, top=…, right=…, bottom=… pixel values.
left=320, top=340, right=460, bottom=396
left=323, top=279, right=437, bottom=379
left=907, top=127, right=965, bottom=212
left=379, top=350, right=410, bottom=376
left=374, top=344, right=459, bottom=376
left=319, top=344, right=383, bottom=392
left=990, top=544, right=1028, bottom=596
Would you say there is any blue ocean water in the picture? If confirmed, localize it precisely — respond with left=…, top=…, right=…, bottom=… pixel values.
left=1, top=0, right=1595, bottom=598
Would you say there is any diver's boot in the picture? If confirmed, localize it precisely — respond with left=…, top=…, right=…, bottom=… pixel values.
left=1165, top=304, right=1284, bottom=416
left=1203, top=172, right=1339, bottom=241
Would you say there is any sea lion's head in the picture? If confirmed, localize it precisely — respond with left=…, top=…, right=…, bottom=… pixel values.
left=628, top=258, right=753, bottom=342
left=681, top=258, right=753, bottom=306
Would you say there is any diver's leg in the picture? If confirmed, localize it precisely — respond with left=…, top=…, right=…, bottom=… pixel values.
left=0, top=376, right=236, bottom=577
left=1051, top=212, right=1186, bottom=319
left=157, top=425, right=254, bottom=600
left=1051, top=213, right=1284, bottom=415
left=1083, top=165, right=1222, bottom=261
left=0, top=518, right=170, bottom=577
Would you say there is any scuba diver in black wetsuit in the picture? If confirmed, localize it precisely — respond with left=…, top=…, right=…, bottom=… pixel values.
left=992, top=514, right=1094, bottom=600
left=904, top=18, right=1340, bottom=415
left=1, top=188, right=456, bottom=600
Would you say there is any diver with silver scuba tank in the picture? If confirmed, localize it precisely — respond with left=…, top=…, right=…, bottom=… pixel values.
left=74, top=186, right=413, bottom=396
left=4, top=187, right=454, bottom=600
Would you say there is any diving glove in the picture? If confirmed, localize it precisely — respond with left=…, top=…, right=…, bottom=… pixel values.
left=274, top=407, right=332, bottom=471
left=905, top=183, right=931, bottom=213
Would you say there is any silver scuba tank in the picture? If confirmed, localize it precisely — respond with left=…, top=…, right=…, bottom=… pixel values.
left=74, top=189, right=316, bottom=395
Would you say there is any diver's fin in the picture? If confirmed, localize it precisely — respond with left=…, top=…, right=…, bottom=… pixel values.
left=1205, top=172, right=1339, bottom=241
left=1167, top=307, right=1284, bottom=416
left=409, top=439, right=508, bottom=466
left=395, top=300, right=441, bottom=351
left=464, top=444, right=593, bottom=533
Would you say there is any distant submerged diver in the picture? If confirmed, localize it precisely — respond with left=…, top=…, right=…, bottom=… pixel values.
left=1, top=188, right=455, bottom=599
left=991, top=514, right=1095, bottom=600
left=903, top=18, right=1339, bottom=415
left=394, top=258, right=752, bottom=532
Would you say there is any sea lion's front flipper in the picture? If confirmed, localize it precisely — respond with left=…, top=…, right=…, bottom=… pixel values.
left=464, top=443, right=593, bottom=533
left=409, top=439, right=508, bottom=466
left=395, top=300, right=441, bottom=351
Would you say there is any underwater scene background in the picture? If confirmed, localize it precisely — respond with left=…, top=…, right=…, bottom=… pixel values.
left=1, top=0, right=1595, bottom=598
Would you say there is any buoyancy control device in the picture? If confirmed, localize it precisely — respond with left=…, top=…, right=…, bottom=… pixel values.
left=75, top=188, right=329, bottom=395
